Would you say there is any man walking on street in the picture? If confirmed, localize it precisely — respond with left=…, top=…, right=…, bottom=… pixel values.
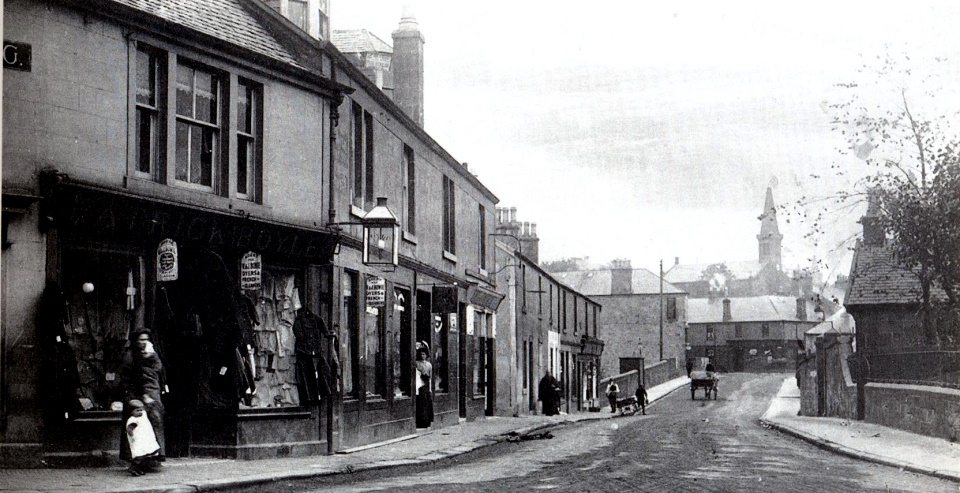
left=635, top=383, right=649, bottom=415
left=606, top=381, right=620, bottom=413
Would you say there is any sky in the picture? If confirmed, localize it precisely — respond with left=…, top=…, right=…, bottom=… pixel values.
left=331, top=1, right=960, bottom=280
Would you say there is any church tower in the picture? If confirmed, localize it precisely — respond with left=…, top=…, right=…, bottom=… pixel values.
left=756, top=187, right=783, bottom=269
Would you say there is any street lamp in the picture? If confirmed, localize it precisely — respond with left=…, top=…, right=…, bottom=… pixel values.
left=361, top=197, right=400, bottom=267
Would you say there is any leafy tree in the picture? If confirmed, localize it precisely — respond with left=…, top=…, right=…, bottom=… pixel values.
left=810, top=48, right=960, bottom=337
left=699, top=263, right=735, bottom=294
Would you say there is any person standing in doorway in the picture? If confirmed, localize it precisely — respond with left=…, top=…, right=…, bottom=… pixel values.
left=415, top=342, right=434, bottom=428
left=119, top=329, right=166, bottom=473
left=605, top=381, right=620, bottom=413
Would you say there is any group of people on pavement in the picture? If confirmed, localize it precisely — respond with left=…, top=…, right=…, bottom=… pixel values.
left=605, top=380, right=649, bottom=415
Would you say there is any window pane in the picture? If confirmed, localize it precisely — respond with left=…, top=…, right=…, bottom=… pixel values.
left=175, top=121, right=189, bottom=181
left=136, top=108, right=155, bottom=174
left=176, top=65, right=194, bottom=117
left=197, top=125, right=215, bottom=186
left=136, top=49, right=155, bottom=106
left=237, top=83, right=252, bottom=134
left=237, top=137, right=250, bottom=195
left=289, top=0, right=308, bottom=30
left=194, top=70, right=217, bottom=124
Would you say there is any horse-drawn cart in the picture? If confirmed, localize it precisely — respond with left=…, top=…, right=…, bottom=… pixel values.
left=690, top=371, right=718, bottom=400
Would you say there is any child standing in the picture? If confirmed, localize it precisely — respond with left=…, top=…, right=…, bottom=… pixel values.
left=125, top=399, right=160, bottom=476
left=635, top=384, right=650, bottom=415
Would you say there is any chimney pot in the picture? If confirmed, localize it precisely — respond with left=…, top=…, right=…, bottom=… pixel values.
left=675, top=257, right=680, bottom=266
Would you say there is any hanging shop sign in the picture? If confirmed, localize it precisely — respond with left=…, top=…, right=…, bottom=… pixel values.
left=366, top=276, right=386, bottom=308
left=239, top=251, right=262, bottom=291
left=157, top=239, right=178, bottom=282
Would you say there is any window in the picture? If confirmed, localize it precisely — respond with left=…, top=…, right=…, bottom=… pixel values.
left=666, top=297, right=677, bottom=322
left=436, top=314, right=449, bottom=393
left=364, top=275, right=386, bottom=397
left=288, top=0, right=308, bottom=31
left=593, top=305, right=599, bottom=336
left=236, top=80, right=259, bottom=200
left=537, top=276, right=543, bottom=316
left=403, top=145, right=416, bottom=234
left=562, top=291, right=568, bottom=333
left=342, top=271, right=360, bottom=398
left=132, top=43, right=262, bottom=201
left=352, top=103, right=374, bottom=208
left=706, top=326, right=715, bottom=341
left=442, top=175, right=456, bottom=254
left=318, top=0, right=330, bottom=39
left=135, top=47, right=159, bottom=178
left=735, top=323, right=743, bottom=338
left=573, top=295, right=579, bottom=335
left=761, top=323, right=770, bottom=338
left=175, top=61, right=221, bottom=190
left=473, top=310, right=487, bottom=396
left=478, top=204, right=486, bottom=270
left=522, top=339, right=528, bottom=390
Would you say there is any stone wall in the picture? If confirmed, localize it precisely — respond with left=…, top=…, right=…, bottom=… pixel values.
left=865, top=383, right=960, bottom=442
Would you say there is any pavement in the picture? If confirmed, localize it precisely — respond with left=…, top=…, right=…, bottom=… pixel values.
left=2, top=375, right=958, bottom=492
left=760, top=376, right=960, bottom=483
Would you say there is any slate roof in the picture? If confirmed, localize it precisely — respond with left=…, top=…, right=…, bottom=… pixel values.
left=332, top=29, right=394, bottom=54
left=663, top=260, right=763, bottom=284
left=687, top=296, right=818, bottom=324
left=552, top=269, right=685, bottom=296
left=845, top=244, right=947, bottom=306
left=110, top=0, right=306, bottom=69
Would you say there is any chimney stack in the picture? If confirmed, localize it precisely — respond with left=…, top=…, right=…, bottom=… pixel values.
left=722, top=299, right=732, bottom=322
left=391, top=4, right=425, bottom=127
left=675, top=257, right=680, bottom=266
left=796, top=297, right=807, bottom=321
left=861, top=188, right=885, bottom=247
left=610, top=259, right=633, bottom=295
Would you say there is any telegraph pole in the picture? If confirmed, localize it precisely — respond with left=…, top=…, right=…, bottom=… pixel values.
left=659, top=259, right=664, bottom=361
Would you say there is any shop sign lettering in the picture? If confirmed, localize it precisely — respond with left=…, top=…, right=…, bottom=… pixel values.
left=3, top=40, right=31, bottom=72
left=60, top=189, right=337, bottom=263
left=239, top=251, right=262, bottom=291
left=157, top=239, right=178, bottom=282
left=366, top=276, right=385, bottom=308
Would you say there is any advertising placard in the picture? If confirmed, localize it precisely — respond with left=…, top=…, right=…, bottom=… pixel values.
left=240, top=251, right=262, bottom=290
left=366, top=276, right=386, bottom=307
left=157, top=239, right=178, bottom=282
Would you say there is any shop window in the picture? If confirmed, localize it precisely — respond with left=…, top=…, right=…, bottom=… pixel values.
left=247, top=269, right=305, bottom=408
left=364, top=275, right=386, bottom=398
left=472, top=311, right=492, bottom=397
left=60, top=249, right=145, bottom=412
left=435, top=314, right=449, bottom=393
left=130, top=43, right=262, bottom=201
left=342, top=270, right=360, bottom=399
left=394, top=287, right=412, bottom=398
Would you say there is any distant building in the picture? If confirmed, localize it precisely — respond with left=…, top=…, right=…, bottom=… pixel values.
left=494, top=208, right=603, bottom=415
left=551, top=260, right=687, bottom=384
left=665, top=187, right=808, bottom=298
left=687, top=296, right=821, bottom=372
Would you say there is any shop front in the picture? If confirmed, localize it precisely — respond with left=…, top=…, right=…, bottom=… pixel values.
left=40, top=177, right=340, bottom=462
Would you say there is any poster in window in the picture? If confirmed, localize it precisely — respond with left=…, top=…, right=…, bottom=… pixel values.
left=240, top=251, right=262, bottom=290
left=157, top=239, right=178, bottom=282
left=366, top=276, right=385, bottom=308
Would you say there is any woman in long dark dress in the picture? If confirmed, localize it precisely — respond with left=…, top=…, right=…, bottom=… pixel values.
left=538, top=371, right=560, bottom=416
left=414, top=342, right=434, bottom=428
left=119, top=329, right=165, bottom=474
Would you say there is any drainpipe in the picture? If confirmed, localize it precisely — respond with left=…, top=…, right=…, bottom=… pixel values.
left=326, top=63, right=342, bottom=456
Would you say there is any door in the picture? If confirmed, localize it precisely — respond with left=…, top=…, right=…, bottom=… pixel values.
left=458, top=302, right=467, bottom=419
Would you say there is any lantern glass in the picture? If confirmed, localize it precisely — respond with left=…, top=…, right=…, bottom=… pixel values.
left=361, top=197, right=400, bottom=266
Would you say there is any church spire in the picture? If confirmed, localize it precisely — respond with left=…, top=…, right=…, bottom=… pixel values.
left=757, top=187, right=783, bottom=268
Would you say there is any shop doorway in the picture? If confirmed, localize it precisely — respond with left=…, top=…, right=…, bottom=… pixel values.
left=458, top=302, right=467, bottom=419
